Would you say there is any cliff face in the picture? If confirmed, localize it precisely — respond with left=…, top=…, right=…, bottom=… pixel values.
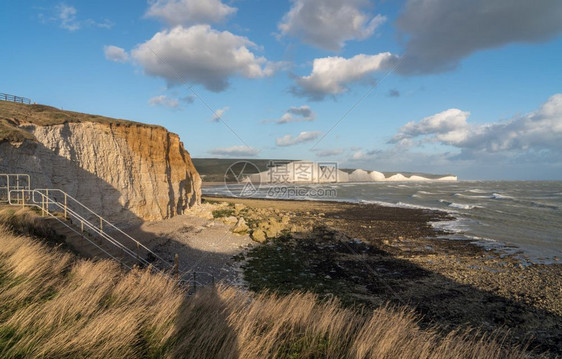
left=0, top=104, right=201, bottom=223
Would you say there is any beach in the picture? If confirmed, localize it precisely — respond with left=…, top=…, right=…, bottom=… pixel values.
left=203, top=195, right=562, bottom=355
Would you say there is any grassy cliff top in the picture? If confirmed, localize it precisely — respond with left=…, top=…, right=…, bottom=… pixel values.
left=0, top=101, right=161, bottom=142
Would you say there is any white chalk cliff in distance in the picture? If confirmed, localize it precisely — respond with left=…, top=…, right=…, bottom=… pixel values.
left=245, top=161, right=457, bottom=183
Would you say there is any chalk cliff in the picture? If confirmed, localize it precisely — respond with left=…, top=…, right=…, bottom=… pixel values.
left=0, top=103, right=201, bottom=222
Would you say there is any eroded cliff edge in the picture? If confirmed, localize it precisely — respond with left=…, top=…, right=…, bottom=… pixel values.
left=0, top=102, right=201, bottom=223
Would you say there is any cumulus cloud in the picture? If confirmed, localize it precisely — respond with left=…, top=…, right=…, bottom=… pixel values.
left=211, top=107, right=229, bottom=122
left=145, top=0, right=236, bottom=26
left=267, top=106, right=315, bottom=124
left=396, top=0, right=562, bottom=74
left=276, top=131, right=323, bottom=146
left=390, top=94, right=562, bottom=155
left=292, top=53, right=398, bottom=100
left=104, top=45, right=129, bottom=63
left=132, top=25, right=275, bottom=92
left=209, top=145, right=260, bottom=157
left=279, top=0, right=385, bottom=51
left=391, top=109, right=471, bottom=145
left=148, top=95, right=180, bottom=108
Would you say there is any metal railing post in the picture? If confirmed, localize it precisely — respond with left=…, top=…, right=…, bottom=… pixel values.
left=2, top=176, right=184, bottom=281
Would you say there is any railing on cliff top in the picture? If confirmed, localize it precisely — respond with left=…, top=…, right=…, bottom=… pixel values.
left=0, top=174, right=214, bottom=290
left=0, top=93, right=32, bottom=105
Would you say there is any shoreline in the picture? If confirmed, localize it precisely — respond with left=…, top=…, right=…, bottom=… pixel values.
left=202, top=195, right=562, bottom=355
left=203, top=188, right=562, bottom=265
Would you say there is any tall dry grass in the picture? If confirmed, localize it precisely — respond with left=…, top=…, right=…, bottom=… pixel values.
left=0, top=224, right=526, bottom=358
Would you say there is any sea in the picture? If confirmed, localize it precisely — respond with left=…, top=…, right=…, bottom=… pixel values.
left=203, top=181, right=562, bottom=264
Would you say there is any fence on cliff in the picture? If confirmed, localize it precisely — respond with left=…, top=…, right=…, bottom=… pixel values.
left=0, top=93, right=32, bottom=105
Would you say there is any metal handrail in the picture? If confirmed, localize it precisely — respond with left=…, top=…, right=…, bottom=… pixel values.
left=2, top=174, right=216, bottom=288
left=11, top=189, right=161, bottom=269
left=0, top=174, right=31, bottom=203
left=5, top=194, right=131, bottom=270
left=33, top=188, right=173, bottom=269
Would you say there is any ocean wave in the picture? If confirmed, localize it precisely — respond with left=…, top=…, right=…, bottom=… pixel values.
left=468, top=189, right=488, bottom=194
left=359, top=199, right=451, bottom=213
left=453, top=193, right=490, bottom=199
left=449, top=202, right=479, bottom=210
left=491, top=193, right=515, bottom=200
left=396, top=201, right=455, bottom=213
left=439, top=199, right=479, bottom=210
left=359, top=199, right=401, bottom=208
left=431, top=218, right=470, bottom=234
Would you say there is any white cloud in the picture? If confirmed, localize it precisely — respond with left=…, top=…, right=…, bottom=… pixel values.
left=54, top=3, right=112, bottom=31
left=340, top=95, right=562, bottom=180
left=279, top=0, right=386, bottom=51
left=56, top=4, right=79, bottom=31
left=276, top=131, right=323, bottom=146
left=350, top=149, right=375, bottom=160
left=391, top=109, right=471, bottom=145
left=146, top=0, right=236, bottom=26
left=211, top=107, right=229, bottom=122
left=396, top=0, right=562, bottom=74
left=131, top=25, right=275, bottom=92
left=313, top=148, right=345, bottom=157
left=269, top=106, right=315, bottom=124
left=390, top=94, right=562, bottom=155
left=104, top=45, right=129, bottom=63
left=292, top=53, right=398, bottom=100
left=209, top=145, right=260, bottom=157
left=84, top=18, right=113, bottom=29
left=148, top=95, right=180, bottom=108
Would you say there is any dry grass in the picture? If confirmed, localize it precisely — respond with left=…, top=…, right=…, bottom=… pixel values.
left=0, top=207, right=62, bottom=244
left=0, top=101, right=161, bottom=142
left=0, top=225, right=527, bottom=359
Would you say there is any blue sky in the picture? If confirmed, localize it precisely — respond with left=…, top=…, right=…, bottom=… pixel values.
left=1, top=0, right=562, bottom=180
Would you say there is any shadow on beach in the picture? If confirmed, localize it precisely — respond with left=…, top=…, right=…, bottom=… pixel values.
left=237, top=204, right=562, bottom=357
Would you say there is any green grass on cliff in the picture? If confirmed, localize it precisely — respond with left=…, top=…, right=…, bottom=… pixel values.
left=0, top=101, right=161, bottom=143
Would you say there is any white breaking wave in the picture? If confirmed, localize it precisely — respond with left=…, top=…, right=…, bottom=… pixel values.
left=468, top=189, right=487, bottom=194
left=491, top=193, right=515, bottom=200
left=448, top=202, right=479, bottom=210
